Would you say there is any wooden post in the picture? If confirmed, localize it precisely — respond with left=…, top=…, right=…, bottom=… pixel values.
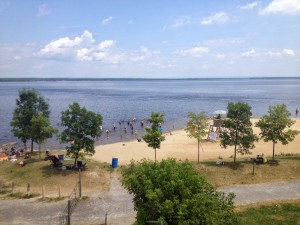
left=27, top=183, right=31, bottom=196
left=58, top=184, right=61, bottom=198
left=78, top=169, right=82, bottom=198
left=105, top=212, right=108, bottom=225
left=42, top=185, right=45, bottom=199
left=0, top=181, right=2, bottom=193
left=67, top=199, right=71, bottom=225
left=11, top=182, right=15, bottom=193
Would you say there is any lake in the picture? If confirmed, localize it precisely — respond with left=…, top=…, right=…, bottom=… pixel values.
left=0, top=78, right=299, bottom=149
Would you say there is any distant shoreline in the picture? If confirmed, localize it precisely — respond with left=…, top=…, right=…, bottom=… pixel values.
left=0, top=77, right=299, bottom=82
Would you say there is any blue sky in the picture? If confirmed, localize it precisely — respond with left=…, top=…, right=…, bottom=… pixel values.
left=0, top=0, right=300, bottom=78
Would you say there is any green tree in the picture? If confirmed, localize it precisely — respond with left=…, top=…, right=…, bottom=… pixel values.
left=122, top=159, right=237, bottom=224
left=60, top=102, right=103, bottom=166
left=255, top=104, right=300, bottom=161
left=31, top=115, right=57, bottom=160
left=185, top=112, right=209, bottom=164
left=11, top=88, right=50, bottom=153
left=142, top=112, right=165, bottom=163
left=220, top=102, right=258, bottom=163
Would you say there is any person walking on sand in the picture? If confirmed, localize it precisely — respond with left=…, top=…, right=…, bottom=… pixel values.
left=296, top=108, right=299, bottom=117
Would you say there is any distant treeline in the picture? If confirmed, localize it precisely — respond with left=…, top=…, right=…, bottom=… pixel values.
left=0, top=77, right=299, bottom=82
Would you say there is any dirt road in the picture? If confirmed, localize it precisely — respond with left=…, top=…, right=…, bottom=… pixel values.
left=1, top=176, right=299, bottom=225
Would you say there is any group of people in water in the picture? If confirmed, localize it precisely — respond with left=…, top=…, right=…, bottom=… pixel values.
left=100, top=118, right=163, bottom=142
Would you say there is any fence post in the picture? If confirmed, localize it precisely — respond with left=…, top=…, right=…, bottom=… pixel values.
left=78, top=169, right=82, bottom=198
left=68, top=199, right=71, bottom=225
left=42, top=185, right=45, bottom=200
left=11, top=182, right=15, bottom=193
left=27, top=183, right=31, bottom=196
left=58, top=184, right=61, bottom=198
left=105, top=212, right=108, bottom=225
left=0, top=181, right=2, bottom=193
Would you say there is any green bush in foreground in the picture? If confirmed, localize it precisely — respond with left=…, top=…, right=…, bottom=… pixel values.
left=122, top=159, right=238, bottom=225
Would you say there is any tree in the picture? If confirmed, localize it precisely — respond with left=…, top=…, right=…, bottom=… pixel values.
left=11, top=88, right=50, bottom=153
left=31, top=115, right=57, bottom=160
left=185, top=112, right=209, bottom=164
left=220, top=102, right=258, bottom=163
left=60, top=102, right=103, bottom=166
left=142, top=112, right=165, bottom=163
left=255, top=104, right=300, bottom=161
left=122, top=159, right=237, bottom=224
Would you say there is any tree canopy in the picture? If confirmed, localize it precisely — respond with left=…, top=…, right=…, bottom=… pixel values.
left=255, top=104, right=300, bottom=160
left=220, top=102, right=258, bottom=163
left=11, top=88, right=50, bottom=153
left=185, top=112, right=209, bottom=163
left=142, top=112, right=165, bottom=163
left=122, top=159, right=237, bottom=225
left=60, top=102, right=103, bottom=166
left=31, top=115, right=57, bottom=160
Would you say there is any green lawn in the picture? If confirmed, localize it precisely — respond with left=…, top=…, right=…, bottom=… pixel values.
left=237, top=201, right=300, bottom=225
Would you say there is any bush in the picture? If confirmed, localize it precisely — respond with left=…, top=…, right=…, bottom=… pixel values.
left=122, top=159, right=238, bottom=225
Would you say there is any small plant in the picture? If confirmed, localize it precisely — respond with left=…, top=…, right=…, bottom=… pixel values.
left=9, top=192, right=40, bottom=199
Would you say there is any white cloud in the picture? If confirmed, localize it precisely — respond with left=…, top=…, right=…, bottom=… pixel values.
left=130, top=46, right=160, bottom=61
left=37, top=4, right=51, bottom=17
left=76, top=48, right=93, bottom=61
left=260, top=0, right=300, bottom=15
left=98, top=40, right=115, bottom=50
left=266, top=51, right=282, bottom=57
left=240, top=2, right=258, bottom=10
left=102, top=16, right=113, bottom=25
left=39, top=30, right=94, bottom=55
left=265, top=49, right=295, bottom=57
left=283, top=48, right=295, bottom=56
left=241, top=48, right=256, bottom=56
left=93, top=52, right=106, bottom=61
left=170, top=16, right=191, bottom=29
left=80, top=30, right=95, bottom=44
left=201, top=12, right=229, bottom=25
left=177, top=46, right=209, bottom=57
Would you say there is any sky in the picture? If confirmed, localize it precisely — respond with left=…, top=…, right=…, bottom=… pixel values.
left=0, top=0, right=300, bottom=78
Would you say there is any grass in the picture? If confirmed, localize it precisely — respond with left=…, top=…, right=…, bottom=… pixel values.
left=193, top=155, right=300, bottom=187
left=0, top=151, right=112, bottom=198
left=237, top=200, right=300, bottom=225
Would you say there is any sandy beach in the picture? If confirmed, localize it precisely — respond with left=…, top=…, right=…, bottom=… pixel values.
left=92, top=118, right=300, bottom=165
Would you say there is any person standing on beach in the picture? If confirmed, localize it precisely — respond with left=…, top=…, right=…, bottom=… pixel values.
left=296, top=108, right=299, bottom=117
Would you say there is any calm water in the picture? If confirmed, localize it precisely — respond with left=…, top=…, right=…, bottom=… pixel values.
left=0, top=78, right=299, bottom=149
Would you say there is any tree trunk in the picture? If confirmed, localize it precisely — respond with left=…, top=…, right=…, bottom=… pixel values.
left=155, top=148, right=157, bottom=163
left=31, top=139, right=34, bottom=154
left=23, top=141, right=27, bottom=152
left=39, top=143, right=41, bottom=161
left=272, top=141, right=275, bottom=161
left=74, top=152, right=78, bottom=168
left=234, top=125, right=238, bottom=164
left=197, top=140, right=200, bottom=164
left=234, top=144, right=237, bottom=164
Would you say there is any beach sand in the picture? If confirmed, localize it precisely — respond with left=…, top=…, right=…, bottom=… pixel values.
left=92, top=118, right=300, bottom=165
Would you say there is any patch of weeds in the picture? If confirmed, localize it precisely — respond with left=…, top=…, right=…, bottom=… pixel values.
left=38, top=196, right=65, bottom=202
left=80, top=196, right=89, bottom=201
left=9, top=192, right=40, bottom=199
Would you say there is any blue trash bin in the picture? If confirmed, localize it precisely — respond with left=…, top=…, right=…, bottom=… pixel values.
left=112, top=158, right=118, bottom=168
